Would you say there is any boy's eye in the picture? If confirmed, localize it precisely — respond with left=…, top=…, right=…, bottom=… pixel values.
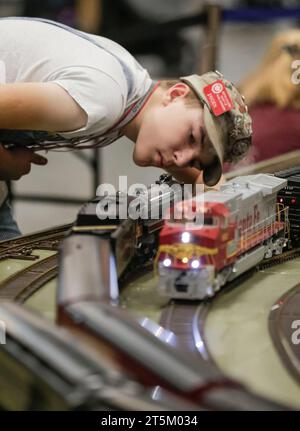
left=201, top=131, right=205, bottom=148
left=189, top=133, right=195, bottom=144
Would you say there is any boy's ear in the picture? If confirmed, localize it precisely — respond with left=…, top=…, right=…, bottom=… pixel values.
left=162, top=83, right=191, bottom=106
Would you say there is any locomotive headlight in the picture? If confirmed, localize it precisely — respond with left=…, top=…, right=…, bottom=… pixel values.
left=182, top=257, right=189, bottom=264
left=191, top=259, right=200, bottom=269
left=181, top=232, right=191, bottom=243
left=163, top=258, right=172, bottom=267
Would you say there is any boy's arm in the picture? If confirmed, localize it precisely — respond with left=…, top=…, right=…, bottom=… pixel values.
left=0, top=82, right=87, bottom=180
left=0, top=82, right=87, bottom=131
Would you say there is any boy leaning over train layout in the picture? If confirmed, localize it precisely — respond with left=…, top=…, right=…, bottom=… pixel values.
left=0, top=17, right=252, bottom=240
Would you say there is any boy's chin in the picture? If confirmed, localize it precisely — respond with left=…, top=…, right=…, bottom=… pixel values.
left=132, top=152, right=150, bottom=167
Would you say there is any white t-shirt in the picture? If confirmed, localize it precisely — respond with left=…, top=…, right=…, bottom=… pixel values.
left=0, top=17, right=153, bottom=206
left=0, top=17, right=153, bottom=141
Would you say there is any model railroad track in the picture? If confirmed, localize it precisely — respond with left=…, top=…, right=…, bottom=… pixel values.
left=119, top=240, right=300, bottom=365
left=159, top=238, right=300, bottom=359
left=0, top=224, right=72, bottom=259
left=0, top=224, right=72, bottom=302
left=159, top=300, right=211, bottom=359
left=269, top=283, right=300, bottom=385
left=258, top=246, right=300, bottom=270
left=159, top=250, right=300, bottom=357
left=0, top=255, right=58, bottom=302
left=159, top=267, right=257, bottom=363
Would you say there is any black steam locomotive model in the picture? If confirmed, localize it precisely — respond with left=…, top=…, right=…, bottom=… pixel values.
left=73, top=174, right=184, bottom=278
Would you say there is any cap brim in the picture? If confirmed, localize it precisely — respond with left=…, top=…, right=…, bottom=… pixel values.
left=180, top=74, right=226, bottom=187
left=202, top=157, right=223, bottom=187
left=202, top=106, right=224, bottom=187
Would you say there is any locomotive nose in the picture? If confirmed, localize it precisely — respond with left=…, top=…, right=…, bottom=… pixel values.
left=158, top=264, right=215, bottom=300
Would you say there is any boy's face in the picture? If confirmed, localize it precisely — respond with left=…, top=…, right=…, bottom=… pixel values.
left=133, top=90, right=215, bottom=171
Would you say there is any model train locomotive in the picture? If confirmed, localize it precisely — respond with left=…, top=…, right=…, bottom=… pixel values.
left=74, top=174, right=185, bottom=278
left=157, top=169, right=300, bottom=300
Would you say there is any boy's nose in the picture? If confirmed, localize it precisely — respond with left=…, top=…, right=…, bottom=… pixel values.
left=173, top=148, right=197, bottom=168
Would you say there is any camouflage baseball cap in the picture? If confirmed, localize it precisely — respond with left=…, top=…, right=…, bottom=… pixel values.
left=180, top=71, right=252, bottom=187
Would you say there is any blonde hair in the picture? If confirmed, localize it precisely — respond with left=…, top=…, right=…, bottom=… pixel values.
left=240, top=29, right=300, bottom=109
left=160, top=80, right=202, bottom=108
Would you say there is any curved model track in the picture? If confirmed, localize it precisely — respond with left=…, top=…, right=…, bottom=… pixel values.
left=121, top=255, right=300, bottom=409
left=1, top=231, right=300, bottom=408
left=0, top=225, right=71, bottom=302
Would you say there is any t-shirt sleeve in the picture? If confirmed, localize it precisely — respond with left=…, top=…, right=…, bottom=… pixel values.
left=49, top=66, right=126, bottom=137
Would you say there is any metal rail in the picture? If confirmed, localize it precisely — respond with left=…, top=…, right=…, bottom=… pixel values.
left=0, top=255, right=58, bottom=302
left=269, top=284, right=300, bottom=386
left=0, top=224, right=72, bottom=255
left=0, top=225, right=71, bottom=302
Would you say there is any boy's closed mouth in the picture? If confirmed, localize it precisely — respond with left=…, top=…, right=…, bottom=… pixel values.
left=154, top=151, right=164, bottom=168
left=157, top=151, right=173, bottom=168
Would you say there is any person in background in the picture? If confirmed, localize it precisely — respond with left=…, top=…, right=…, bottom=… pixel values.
left=225, top=29, right=300, bottom=171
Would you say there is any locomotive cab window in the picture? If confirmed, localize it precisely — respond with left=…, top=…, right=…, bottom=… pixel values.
left=204, top=216, right=219, bottom=227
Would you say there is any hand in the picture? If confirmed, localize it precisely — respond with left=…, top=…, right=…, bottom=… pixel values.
left=0, top=144, right=48, bottom=180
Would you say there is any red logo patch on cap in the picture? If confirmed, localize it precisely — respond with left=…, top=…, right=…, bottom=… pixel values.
left=203, top=80, right=234, bottom=116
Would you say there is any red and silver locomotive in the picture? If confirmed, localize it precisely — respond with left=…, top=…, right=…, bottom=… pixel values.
left=156, top=174, right=289, bottom=300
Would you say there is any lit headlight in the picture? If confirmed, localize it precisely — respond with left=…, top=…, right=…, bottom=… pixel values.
left=181, top=232, right=191, bottom=243
left=163, top=258, right=172, bottom=267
